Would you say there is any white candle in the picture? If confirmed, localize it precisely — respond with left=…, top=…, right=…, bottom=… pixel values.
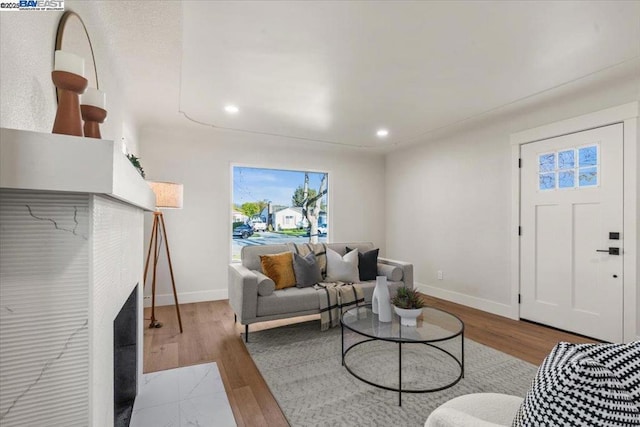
left=54, top=50, right=85, bottom=77
left=81, top=88, right=106, bottom=109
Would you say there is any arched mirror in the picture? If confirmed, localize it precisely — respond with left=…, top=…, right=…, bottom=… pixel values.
left=55, top=11, right=99, bottom=102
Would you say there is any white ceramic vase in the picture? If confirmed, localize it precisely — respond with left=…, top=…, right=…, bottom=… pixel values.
left=372, top=276, right=392, bottom=322
left=393, top=306, right=422, bottom=326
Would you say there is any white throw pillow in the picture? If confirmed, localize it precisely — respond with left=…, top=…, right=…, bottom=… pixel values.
left=326, top=248, right=359, bottom=283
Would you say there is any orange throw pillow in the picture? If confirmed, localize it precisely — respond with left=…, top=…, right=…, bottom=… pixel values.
left=260, top=252, right=296, bottom=290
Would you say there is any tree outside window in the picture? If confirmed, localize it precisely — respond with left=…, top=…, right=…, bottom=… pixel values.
left=232, top=166, right=328, bottom=261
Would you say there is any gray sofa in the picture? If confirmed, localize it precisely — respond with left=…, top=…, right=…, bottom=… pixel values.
left=228, top=242, right=413, bottom=340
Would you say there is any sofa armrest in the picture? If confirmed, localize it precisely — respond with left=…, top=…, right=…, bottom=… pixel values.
left=228, top=263, right=259, bottom=324
left=378, top=257, right=413, bottom=290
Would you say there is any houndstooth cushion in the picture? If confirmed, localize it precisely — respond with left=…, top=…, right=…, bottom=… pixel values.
left=513, top=341, right=640, bottom=426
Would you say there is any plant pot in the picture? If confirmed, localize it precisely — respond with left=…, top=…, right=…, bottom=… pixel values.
left=393, top=306, right=422, bottom=326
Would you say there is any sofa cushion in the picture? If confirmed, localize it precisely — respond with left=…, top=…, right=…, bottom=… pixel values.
left=260, top=252, right=296, bottom=290
left=347, top=246, right=379, bottom=281
left=257, top=286, right=320, bottom=317
left=326, top=248, right=359, bottom=283
left=293, top=252, right=322, bottom=288
left=252, top=270, right=276, bottom=296
left=512, top=341, right=640, bottom=427
left=378, top=263, right=403, bottom=281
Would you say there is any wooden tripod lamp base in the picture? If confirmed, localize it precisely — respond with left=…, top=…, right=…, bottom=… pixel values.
left=143, top=210, right=183, bottom=333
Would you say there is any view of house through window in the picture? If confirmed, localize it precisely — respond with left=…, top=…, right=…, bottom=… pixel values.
left=232, top=166, right=328, bottom=261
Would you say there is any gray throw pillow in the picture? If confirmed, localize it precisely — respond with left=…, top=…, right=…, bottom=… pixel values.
left=293, top=252, right=322, bottom=288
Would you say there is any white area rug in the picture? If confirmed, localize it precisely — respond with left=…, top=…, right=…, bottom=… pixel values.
left=245, top=320, right=538, bottom=427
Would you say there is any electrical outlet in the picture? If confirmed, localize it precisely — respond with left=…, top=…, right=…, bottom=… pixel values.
left=437, top=270, right=443, bottom=280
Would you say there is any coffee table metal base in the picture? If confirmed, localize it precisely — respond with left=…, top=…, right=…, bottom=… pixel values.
left=341, top=330, right=464, bottom=406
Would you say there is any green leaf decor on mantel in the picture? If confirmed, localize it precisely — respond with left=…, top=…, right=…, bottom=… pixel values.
left=126, top=154, right=145, bottom=178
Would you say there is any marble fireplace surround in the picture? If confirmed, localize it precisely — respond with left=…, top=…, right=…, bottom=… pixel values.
left=0, top=128, right=156, bottom=427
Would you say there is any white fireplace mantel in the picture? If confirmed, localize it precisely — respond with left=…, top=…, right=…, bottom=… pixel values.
left=0, top=128, right=154, bottom=427
left=0, top=127, right=156, bottom=211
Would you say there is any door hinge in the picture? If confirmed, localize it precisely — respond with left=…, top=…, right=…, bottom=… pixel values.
left=518, top=294, right=521, bottom=304
left=518, top=158, right=522, bottom=168
left=518, top=226, right=522, bottom=236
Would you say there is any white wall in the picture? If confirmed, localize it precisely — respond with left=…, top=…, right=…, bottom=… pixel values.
left=0, top=1, right=139, bottom=154
left=139, top=125, right=386, bottom=304
left=386, top=70, right=640, bottom=338
left=387, top=125, right=513, bottom=310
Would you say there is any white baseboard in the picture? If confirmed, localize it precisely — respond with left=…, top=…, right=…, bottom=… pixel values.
left=415, top=282, right=517, bottom=320
left=143, top=289, right=228, bottom=307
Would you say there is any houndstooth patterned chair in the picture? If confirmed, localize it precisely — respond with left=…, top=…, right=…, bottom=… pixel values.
left=426, top=341, right=640, bottom=427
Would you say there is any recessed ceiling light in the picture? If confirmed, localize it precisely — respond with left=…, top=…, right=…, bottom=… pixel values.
left=224, top=105, right=239, bottom=114
left=376, top=129, right=389, bottom=137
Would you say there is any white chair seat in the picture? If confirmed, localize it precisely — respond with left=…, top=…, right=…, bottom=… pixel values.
left=425, top=393, right=523, bottom=427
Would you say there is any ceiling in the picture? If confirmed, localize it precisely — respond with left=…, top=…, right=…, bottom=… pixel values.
left=90, top=1, right=640, bottom=150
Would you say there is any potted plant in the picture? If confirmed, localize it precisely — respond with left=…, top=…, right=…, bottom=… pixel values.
left=126, top=154, right=145, bottom=178
left=391, top=287, right=425, bottom=326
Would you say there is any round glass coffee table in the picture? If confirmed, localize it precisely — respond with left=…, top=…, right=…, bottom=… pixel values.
left=341, top=305, right=464, bottom=406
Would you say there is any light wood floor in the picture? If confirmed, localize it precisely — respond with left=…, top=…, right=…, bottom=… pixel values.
left=143, top=295, right=597, bottom=427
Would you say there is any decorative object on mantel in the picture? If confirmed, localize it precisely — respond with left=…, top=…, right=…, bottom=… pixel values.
left=126, top=154, right=146, bottom=178
left=80, top=88, right=107, bottom=138
left=143, top=181, right=184, bottom=333
left=54, top=11, right=100, bottom=138
left=371, top=275, right=392, bottom=322
left=51, top=50, right=87, bottom=136
left=391, top=286, right=425, bottom=326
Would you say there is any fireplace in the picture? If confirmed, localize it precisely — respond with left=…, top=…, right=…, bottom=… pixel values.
left=0, top=130, right=154, bottom=427
left=114, top=285, right=138, bottom=427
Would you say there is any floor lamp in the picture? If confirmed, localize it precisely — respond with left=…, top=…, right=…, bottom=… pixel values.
left=144, top=181, right=184, bottom=333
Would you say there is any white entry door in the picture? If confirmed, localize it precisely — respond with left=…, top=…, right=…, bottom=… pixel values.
left=520, top=123, right=624, bottom=342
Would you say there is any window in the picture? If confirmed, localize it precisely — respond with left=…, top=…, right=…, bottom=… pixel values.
left=538, top=144, right=599, bottom=191
left=232, top=166, right=328, bottom=261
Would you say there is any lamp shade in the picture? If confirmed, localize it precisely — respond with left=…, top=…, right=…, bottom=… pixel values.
left=148, top=181, right=183, bottom=209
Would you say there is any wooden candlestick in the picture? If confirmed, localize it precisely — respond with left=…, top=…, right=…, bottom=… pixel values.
left=80, top=104, right=107, bottom=139
left=52, top=70, right=88, bottom=137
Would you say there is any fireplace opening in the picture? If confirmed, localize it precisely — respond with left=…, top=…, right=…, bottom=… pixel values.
left=114, top=285, right=138, bottom=427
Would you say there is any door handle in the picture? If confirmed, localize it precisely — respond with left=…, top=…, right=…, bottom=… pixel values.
left=596, top=247, right=620, bottom=255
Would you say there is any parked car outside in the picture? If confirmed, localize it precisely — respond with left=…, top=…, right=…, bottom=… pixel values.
left=304, top=225, right=327, bottom=236
left=250, top=217, right=267, bottom=232
left=233, top=223, right=254, bottom=239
